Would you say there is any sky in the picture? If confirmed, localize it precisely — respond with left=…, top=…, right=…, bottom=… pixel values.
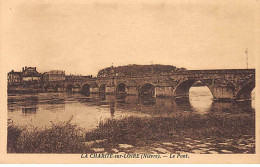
left=1, top=0, right=258, bottom=76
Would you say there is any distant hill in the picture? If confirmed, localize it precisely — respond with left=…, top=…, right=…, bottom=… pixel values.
left=97, top=64, right=186, bottom=77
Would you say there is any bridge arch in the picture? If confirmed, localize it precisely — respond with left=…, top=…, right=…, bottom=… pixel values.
left=74, top=83, right=81, bottom=88
left=116, top=82, right=127, bottom=93
left=44, top=85, right=54, bottom=92
left=235, top=80, right=255, bottom=101
left=139, top=83, right=156, bottom=97
left=99, top=84, right=106, bottom=93
left=54, top=85, right=59, bottom=92
left=173, top=79, right=213, bottom=98
left=66, top=84, right=74, bottom=92
left=54, top=84, right=63, bottom=92
left=81, top=84, right=90, bottom=95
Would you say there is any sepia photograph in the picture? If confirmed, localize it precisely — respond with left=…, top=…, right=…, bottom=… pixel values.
left=0, top=0, right=259, bottom=164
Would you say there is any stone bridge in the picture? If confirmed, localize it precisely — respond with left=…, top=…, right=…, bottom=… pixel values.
left=43, top=69, right=255, bottom=101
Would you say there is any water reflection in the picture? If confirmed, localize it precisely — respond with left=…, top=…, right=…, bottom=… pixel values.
left=92, top=92, right=254, bottom=115
left=22, top=107, right=37, bottom=114
left=251, top=88, right=255, bottom=109
left=8, top=88, right=255, bottom=129
left=110, top=100, right=115, bottom=117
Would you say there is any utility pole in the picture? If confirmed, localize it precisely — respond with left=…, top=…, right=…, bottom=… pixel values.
left=245, top=48, right=248, bottom=69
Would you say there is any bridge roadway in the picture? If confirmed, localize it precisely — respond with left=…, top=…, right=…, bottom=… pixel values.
left=43, top=69, right=255, bottom=101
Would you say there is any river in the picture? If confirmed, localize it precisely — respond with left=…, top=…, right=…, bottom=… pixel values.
left=8, top=86, right=255, bottom=131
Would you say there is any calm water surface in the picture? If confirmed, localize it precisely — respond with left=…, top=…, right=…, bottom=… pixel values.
left=8, top=86, right=255, bottom=131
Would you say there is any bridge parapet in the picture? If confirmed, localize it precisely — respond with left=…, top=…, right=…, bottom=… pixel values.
left=174, top=69, right=255, bottom=75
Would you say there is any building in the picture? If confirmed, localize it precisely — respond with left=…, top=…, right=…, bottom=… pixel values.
left=22, top=66, right=41, bottom=83
left=43, top=70, right=65, bottom=82
left=7, top=70, right=22, bottom=85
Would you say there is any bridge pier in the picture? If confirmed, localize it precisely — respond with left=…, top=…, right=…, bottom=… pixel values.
left=105, top=86, right=116, bottom=94
left=90, top=87, right=99, bottom=93
left=156, top=86, right=173, bottom=97
left=127, top=86, right=139, bottom=95
left=57, top=87, right=64, bottom=92
left=45, top=87, right=55, bottom=92
left=72, top=87, right=81, bottom=93
left=211, top=86, right=235, bottom=102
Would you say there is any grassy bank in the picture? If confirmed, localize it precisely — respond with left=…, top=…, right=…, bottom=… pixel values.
left=85, top=113, right=255, bottom=147
left=8, top=121, right=90, bottom=153
left=8, top=113, right=255, bottom=153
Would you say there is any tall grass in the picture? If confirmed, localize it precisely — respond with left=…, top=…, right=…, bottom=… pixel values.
left=8, top=121, right=90, bottom=153
left=85, top=113, right=255, bottom=146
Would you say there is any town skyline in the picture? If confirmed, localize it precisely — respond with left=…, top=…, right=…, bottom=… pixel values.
left=8, top=62, right=256, bottom=76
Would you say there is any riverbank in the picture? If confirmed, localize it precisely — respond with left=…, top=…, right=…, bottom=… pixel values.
left=8, top=113, right=255, bottom=153
left=85, top=113, right=255, bottom=154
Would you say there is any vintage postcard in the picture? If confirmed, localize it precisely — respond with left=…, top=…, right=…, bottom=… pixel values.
left=0, top=0, right=259, bottom=164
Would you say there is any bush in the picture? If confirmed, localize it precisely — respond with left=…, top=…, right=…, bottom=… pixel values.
left=8, top=122, right=90, bottom=153
left=7, top=125, right=23, bottom=153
